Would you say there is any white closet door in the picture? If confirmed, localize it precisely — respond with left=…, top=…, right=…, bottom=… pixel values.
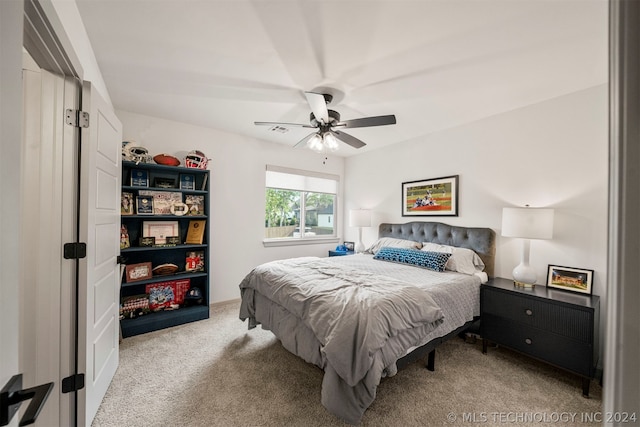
left=77, top=81, right=122, bottom=426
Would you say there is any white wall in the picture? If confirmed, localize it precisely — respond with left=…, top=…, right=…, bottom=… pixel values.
left=344, top=85, right=608, bottom=356
left=117, top=110, right=345, bottom=303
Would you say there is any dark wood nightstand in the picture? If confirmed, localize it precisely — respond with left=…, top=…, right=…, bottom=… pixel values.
left=328, top=250, right=355, bottom=257
left=481, top=277, right=600, bottom=396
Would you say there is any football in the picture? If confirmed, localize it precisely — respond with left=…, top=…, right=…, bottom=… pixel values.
left=152, top=263, right=179, bottom=276
left=153, top=153, right=180, bottom=166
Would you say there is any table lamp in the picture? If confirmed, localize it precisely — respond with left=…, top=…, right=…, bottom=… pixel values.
left=349, top=209, right=371, bottom=253
left=502, top=206, right=554, bottom=285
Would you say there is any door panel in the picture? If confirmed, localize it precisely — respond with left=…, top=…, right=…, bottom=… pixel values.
left=78, top=81, right=122, bottom=426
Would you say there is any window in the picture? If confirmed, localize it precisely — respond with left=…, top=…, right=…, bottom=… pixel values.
left=265, top=165, right=339, bottom=242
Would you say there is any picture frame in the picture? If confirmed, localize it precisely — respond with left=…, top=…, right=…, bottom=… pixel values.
left=121, top=192, right=134, bottom=215
left=180, top=173, right=196, bottom=190
left=130, top=169, right=149, bottom=187
left=185, top=220, right=206, bottom=244
left=135, top=195, right=154, bottom=215
left=138, top=190, right=182, bottom=215
left=343, top=241, right=355, bottom=252
left=402, top=175, right=459, bottom=217
left=125, top=262, right=153, bottom=283
left=153, top=177, right=176, bottom=189
left=546, top=265, right=594, bottom=295
left=142, top=220, right=179, bottom=245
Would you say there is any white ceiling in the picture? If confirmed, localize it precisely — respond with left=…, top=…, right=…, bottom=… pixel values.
left=75, top=0, right=608, bottom=156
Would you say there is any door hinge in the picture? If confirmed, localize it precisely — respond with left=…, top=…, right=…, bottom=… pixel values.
left=61, top=374, right=85, bottom=394
left=63, top=242, right=87, bottom=260
left=65, top=109, right=89, bottom=128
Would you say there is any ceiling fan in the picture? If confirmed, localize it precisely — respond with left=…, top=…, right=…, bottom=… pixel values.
left=254, top=91, right=396, bottom=152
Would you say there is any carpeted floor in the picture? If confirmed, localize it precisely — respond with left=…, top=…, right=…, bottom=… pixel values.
left=92, top=301, right=603, bottom=426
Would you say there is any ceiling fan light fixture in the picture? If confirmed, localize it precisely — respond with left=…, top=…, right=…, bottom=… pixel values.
left=307, top=133, right=324, bottom=153
left=323, top=132, right=340, bottom=152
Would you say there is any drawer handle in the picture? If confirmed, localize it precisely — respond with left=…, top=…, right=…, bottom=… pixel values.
left=525, top=309, right=533, bottom=316
left=525, top=338, right=532, bottom=345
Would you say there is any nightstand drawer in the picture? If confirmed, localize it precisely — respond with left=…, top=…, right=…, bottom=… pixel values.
left=483, top=314, right=593, bottom=376
left=483, top=288, right=592, bottom=342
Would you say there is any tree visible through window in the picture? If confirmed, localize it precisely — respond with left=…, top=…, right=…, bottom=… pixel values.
left=264, top=166, right=338, bottom=240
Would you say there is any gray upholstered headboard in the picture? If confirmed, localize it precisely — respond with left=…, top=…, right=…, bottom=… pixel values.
left=378, top=222, right=496, bottom=278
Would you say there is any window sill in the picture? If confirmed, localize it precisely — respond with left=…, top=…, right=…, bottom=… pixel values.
left=263, top=237, right=339, bottom=247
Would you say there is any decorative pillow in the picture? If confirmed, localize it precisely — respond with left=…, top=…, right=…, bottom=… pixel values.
left=421, top=242, right=485, bottom=275
left=373, top=247, right=451, bottom=272
left=365, top=237, right=422, bottom=255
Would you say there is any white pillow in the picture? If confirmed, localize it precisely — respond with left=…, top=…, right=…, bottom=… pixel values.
left=421, top=242, right=485, bottom=275
left=365, top=237, right=422, bottom=254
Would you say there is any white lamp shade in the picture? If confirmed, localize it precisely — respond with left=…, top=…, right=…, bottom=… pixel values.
left=349, top=209, right=371, bottom=227
left=502, top=207, right=554, bottom=240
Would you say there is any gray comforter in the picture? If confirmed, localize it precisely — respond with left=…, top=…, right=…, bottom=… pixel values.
left=239, top=257, right=444, bottom=424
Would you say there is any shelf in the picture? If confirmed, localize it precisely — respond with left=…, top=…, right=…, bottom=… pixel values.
left=121, top=160, right=210, bottom=337
left=120, top=305, right=209, bottom=338
left=121, top=271, right=208, bottom=288
left=121, top=244, right=207, bottom=253
left=122, top=185, right=208, bottom=195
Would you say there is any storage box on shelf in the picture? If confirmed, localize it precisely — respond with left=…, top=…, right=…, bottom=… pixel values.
left=120, top=160, right=210, bottom=337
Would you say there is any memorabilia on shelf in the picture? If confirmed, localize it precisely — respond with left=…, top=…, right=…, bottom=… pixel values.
left=142, top=220, right=179, bottom=245
left=130, top=169, right=149, bottom=187
left=136, top=195, right=154, bottom=215
left=185, top=195, right=205, bottom=215
left=153, top=177, right=177, bottom=188
left=185, top=251, right=205, bottom=272
left=120, top=224, right=130, bottom=249
left=120, top=294, right=150, bottom=319
left=145, top=278, right=190, bottom=311
left=125, top=262, right=153, bottom=283
left=153, top=153, right=180, bottom=166
left=121, top=192, right=134, bottom=215
left=152, top=263, right=179, bottom=276
left=170, top=202, right=188, bottom=216
left=180, top=174, right=196, bottom=190
left=185, top=220, right=206, bottom=244
left=139, top=236, right=155, bottom=247
left=138, top=190, right=182, bottom=215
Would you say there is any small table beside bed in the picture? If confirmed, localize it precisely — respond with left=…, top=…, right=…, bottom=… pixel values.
left=239, top=221, right=496, bottom=424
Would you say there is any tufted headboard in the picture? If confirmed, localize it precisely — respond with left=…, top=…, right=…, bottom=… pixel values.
left=378, top=222, right=496, bottom=278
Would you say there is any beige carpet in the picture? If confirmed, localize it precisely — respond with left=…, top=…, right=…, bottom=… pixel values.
left=92, top=302, right=602, bottom=426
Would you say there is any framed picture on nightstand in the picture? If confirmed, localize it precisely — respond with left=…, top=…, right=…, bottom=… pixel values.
left=546, top=265, right=594, bottom=295
left=343, top=241, right=355, bottom=252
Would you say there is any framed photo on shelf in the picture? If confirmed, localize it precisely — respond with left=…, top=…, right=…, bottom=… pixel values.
left=125, top=262, right=153, bottom=283
left=138, top=190, right=182, bottom=215
left=136, top=195, right=154, bottom=215
left=185, top=195, right=205, bottom=215
left=180, top=174, right=196, bottom=190
left=120, top=224, right=130, bottom=249
left=142, top=220, right=179, bottom=245
left=153, top=177, right=176, bottom=189
left=121, top=192, right=134, bottom=215
left=402, top=175, right=458, bottom=217
left=343, top=241, right=355, bottom=252
left=546, top=265, right=594, bottom=295
left=185, top=250, right=205, bottom=272
left=130, top=169, right=149, bottom=187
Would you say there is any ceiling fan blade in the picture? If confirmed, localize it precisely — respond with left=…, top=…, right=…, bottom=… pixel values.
left=332, top=130, right=366, bottom=149
left=339, top=115, right=396, bottom=129
left=254, top=121, right=315, bottom=128
left=293, top=132, right=319, bottom=148
left=304, top=91, right=329, bottom=124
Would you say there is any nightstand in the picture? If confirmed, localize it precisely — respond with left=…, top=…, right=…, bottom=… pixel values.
left=481, top=277, right=600, bottom=396
left=328, top=250, right=355, bottom=257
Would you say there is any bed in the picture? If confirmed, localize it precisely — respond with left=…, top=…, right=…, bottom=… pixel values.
left=239, top=221, right=495, bottom=424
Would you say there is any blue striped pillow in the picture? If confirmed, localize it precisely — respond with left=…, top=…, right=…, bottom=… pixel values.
left=373, top=247, right=451, bottom=272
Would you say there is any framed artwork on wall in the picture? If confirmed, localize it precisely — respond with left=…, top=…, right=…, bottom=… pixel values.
left=402, top=175, right=459, bottom=216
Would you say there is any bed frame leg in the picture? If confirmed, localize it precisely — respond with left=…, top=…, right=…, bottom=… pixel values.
left=426, top=349, right=435, bottom=371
